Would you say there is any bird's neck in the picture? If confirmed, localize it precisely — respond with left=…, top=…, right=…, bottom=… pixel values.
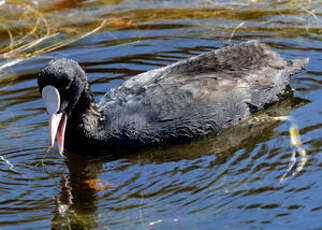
left=67, top=89, right=101, bottom=141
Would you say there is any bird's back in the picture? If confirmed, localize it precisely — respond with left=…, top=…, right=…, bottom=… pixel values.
left=97, top=40, right=308, bottom=147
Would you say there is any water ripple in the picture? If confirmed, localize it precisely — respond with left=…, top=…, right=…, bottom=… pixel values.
left=0, top=0, right=321, bottom=229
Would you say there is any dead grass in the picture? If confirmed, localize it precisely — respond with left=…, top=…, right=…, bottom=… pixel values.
left=0, top=2, right=109, bottom=71
left=0, top=0, right=320, bottom=71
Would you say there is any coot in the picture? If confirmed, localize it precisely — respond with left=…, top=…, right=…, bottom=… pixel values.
left=37, top=40, right=308, bottom=155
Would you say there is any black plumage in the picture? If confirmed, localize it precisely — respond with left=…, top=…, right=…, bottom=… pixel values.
left=37, top=40, right=308, bottom=154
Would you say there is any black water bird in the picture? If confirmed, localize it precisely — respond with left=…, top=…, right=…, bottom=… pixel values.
left=37, top=40, right=308, bottom=155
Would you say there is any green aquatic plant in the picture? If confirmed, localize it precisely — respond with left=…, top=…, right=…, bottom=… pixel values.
left=278, top=117, right=307, bottom=182
left=35, top=145, right=51, bottom=168
left=237, top=113, right=307, bottom=181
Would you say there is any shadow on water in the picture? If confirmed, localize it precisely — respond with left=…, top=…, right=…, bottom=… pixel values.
left=51, top=93, right=309, bottom=229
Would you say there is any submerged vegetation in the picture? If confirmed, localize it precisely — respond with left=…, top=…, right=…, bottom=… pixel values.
left=0, top=0, right=320, bottom=71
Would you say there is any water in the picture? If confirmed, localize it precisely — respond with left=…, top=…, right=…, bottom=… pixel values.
left=0, top=0, right=321, bottom=229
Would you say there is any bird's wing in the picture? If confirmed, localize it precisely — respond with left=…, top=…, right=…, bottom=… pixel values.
left=97, top=40, right=307, bottom=138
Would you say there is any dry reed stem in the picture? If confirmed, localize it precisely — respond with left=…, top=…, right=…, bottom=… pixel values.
left=0, top=25, right=14, bottom=53
left=24, top=19, right=107, bottom=58
left=0, top=0, right=319, bottom=71
left=1, top=3, right=51, bottom=59
left=228, top=21, right=245, bottom=42
left=0, top=2, right=107, bottom=71
left=11, top=17, right=41, bottom=52
left=0, top=155, right=18, bottom=173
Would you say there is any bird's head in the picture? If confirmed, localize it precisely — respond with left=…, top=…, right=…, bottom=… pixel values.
left=38, top=58, right=89, bottom=155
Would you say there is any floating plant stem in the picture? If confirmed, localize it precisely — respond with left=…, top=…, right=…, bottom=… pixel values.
left=228, top=21, right=245, bottom=43
left=278, top=116, right=307, bottom=182
left=35, top=145, right=51, bottom=168
left=0, top=155, right=18, bottom=173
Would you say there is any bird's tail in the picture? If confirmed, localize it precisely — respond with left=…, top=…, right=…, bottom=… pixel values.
left=287, top=57, right=309, bottom=75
